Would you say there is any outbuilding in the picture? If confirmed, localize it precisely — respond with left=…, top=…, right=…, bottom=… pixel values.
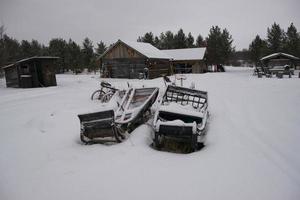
left=100, top=40, right=171, bottom=79
left=260, top=52, right=300, bottom=69
left=161, top=48, right=207, bottom=73
left=3, top=56, right=59, bottom=88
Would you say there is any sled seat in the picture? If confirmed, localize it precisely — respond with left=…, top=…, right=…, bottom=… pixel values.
left=158, top=124, right=194, bottom=138
left=78, top=110, right=115, bottom=141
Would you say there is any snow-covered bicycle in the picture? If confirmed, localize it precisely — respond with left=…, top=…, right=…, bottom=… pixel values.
left=91, top=81, right=118, bottom=103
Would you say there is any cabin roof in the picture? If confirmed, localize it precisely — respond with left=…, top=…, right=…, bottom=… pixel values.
left=2, top=56, right=59, bottom=69
left=260, top=52, right=300, bottom=61
left=100, top=40, right=172, bottom=60
left=123, top=40, right=171, bottom=59
left=161, top=47, right=206, bottom=61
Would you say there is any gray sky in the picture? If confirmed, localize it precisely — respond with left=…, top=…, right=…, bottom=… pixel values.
left=1, top=0, right=300, bottom=50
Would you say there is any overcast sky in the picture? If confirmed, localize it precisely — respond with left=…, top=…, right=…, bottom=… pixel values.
left=1, top=0, right=299, bottom=50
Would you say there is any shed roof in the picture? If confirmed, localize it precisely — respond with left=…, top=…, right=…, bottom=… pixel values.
left=161, top=48, right=206, bottom=61
left=100, top=40, right=171, bottom=60
left=260, top=52, right=300, bottom=61
left=2, top=56, right=59, bottom=69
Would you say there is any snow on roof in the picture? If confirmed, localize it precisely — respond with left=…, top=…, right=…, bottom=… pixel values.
left=2, top=56, right=59, bottom=69
left=161, top=48, right=206, bottom=61
left=260, top=52, right=300, bottom=61
left=121, top=40, right=171, bottom=59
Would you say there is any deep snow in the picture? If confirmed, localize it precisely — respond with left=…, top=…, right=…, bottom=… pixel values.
left=0, top=67, right=300, bottom=200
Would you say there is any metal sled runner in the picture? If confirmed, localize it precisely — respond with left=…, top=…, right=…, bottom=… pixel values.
left=78, top=87, right=159, bottom=144
left=153, top=85, right=209, bottom=151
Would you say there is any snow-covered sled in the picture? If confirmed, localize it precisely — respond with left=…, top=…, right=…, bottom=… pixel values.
left=78, top=87, right=159, bottom=144
left=153, top=85, right=209, bottom=151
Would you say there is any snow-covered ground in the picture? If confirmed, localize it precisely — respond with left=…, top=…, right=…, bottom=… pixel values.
left=1, top=67, right=300, bottom=200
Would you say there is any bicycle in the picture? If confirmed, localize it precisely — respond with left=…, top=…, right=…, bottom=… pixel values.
left=91, top=81, right=118, bottom=103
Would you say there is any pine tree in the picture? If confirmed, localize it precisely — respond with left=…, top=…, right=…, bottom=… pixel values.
left=196, top=34, right=205, bottom=47
left=186, top=32, right=194, bottom=48
left=249, top=35, right=268, bottom=65
left=206, top=26, right=222, bottom=64
left=30, top=39, right=43, bottom=56
left=285, top=23, right=300, bottom=56
left=137, top=32, right=155, bottom=45
left=48, top=38, right=68, bottom=72
left=161, top=31, right=174, bottom=49
left=206, top=26, right=234, bottom=64
left=158, top=32, right=166, bottom=49
left=95, top=41, right=107, bottom=56
left=154, top=36, right=160, bottom=49
left=65, top=39, right=82, bottom=72
left=20, top=40, right=33, bottom=58
left=174, top=28, right=187, bottom=49
left=81, top=37, right=94, bottom=71
left=0, top=34, right=21, bottom=66
left=221, top=28, right=234, bottom=63
left=0, top=25, right=5, bottom=40
left=267, top=23, right=285, bottom=53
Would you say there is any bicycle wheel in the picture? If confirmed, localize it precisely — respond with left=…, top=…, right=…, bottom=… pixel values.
left=91, top=90, right=105, bottom=100
left=100, top=91, right=114, bottom=103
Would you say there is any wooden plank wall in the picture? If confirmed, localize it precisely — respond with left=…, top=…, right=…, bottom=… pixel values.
left=148, top=59, right=170, bottom=79
left=4, top=66, right=19, bottom=87
left=40, top=60, right=57, bottom=86
left=103, top=58, right=147, bottom=79
left=102, top=43, right=171, bottom=79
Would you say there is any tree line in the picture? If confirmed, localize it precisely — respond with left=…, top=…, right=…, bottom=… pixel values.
left=0, top=26, right=107, bottom=73
left=137, top=26, right=234, bottom=65
left=248, top=22, right=300, bottom=66
left=138, top=23, right=300, bottom=66
left=1, top=22, right=299, bottom=73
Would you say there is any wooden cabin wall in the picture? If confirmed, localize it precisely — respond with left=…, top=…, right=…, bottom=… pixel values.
left=29, top=61, right=40, bottom=87
left=4, top=59, right=58, bottom=88
left=148, top=59, right=170, bottom=79
left=40, top=60, right=57, bottom=86
left=4, top=66, right=19, bottom=87
left=102, top=43, right=171, bottom=79
left=171, top=60, right=207, bottom=74
left=102, top=58, right=147, bottom=79
left=192, top=61, right=207, bottom=73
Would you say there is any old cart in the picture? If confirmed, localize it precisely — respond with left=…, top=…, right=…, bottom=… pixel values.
left=153, top=85, right=209, bottom=152
left=78, top=87, right=159, bottom=144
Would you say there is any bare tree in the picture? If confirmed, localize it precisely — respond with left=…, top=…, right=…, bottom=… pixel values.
left=0, top=24, right=5, bottom=40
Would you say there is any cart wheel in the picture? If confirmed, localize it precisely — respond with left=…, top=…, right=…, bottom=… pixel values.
left=91, top=90, right=105, bottom=100
left=113, top=126, right=126, bottom=143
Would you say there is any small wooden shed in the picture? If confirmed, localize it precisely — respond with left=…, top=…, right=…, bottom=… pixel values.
left=3, top=56, right=59, bottom=88
left=161, top=48, right=207, bottom=73
left=99, top=40, right=171, bottom=79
